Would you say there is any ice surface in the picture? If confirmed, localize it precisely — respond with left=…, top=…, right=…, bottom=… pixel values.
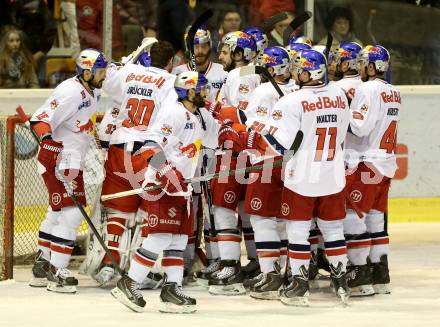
left=1, top=223, right=439, bottom=327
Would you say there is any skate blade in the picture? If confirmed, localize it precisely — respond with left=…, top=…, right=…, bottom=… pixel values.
left=350, top=284, right=375, bottom=297
left=250, top=290, right=280, bottom=300
left=29, top=277, right=48, bottom=287
left=110, top=287, right=145, bottom=313
left=208, top=284, right=246, bottom=296
left=280, top=293, right=310, bottom=307
left=373, top=283, right=391, bottom=294
left=47, top=281, right=77, bottom=294
left=159, top=301, right=197, bottom=314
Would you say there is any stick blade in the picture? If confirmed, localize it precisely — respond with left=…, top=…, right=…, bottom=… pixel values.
left=283, top=11, right=313, bottom=46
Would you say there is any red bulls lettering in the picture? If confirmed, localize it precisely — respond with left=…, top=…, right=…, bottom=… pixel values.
left=380, top=90, right=401, bottom=104
left=301, top=96, right=346, bottom=112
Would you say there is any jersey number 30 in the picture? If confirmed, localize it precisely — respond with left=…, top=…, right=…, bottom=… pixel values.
left=122, top=98, right=155, bottom=130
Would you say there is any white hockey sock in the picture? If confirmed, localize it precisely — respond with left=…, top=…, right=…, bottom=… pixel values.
left=286, top=220, right=312, bottom=276
left=251, top=215, right=280, bottom=273
left=317, top=218, right=348, bottom=272
left=38, top=208, right=60, bottom=260
left=366, top=210, right=389, bottom=263
left=344, top=209, right=370, bottom=265
left=128, top=233, right=173, bottom=283
left=50, top=207, right=83, bottom=269
left=162, top=250, right=184, bottom=285
left=214, top=206, right=241, bottom=261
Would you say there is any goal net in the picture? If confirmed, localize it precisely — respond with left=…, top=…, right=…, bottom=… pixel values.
left=0, top=115, right=104, bottom=280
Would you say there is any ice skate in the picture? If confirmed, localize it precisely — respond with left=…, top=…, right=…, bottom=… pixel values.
left=195, top=259, right=221, bottom=287
left=280, top=266, right=309, bottom=306
left=111, top=275, right=146, bottom=312
left=346, top=264, right=375, bottom=297
left=250, top=271, right=284, bottom=300
left=29, top=251, right=49, bottom=287
left=159, top=282, right=197, bottom=313
left=46, top=264, right=78, bottom=294
left=330, top=262, right=350, bottom=306
left=183, top=269, right=198, bottom=287
left=243, top=271, right=263, bottom=290
left=242, top=258, right=261, bottom=279
left=208, top=260, right=246, bottom=295
left=372, top=255, right=391, bottom=294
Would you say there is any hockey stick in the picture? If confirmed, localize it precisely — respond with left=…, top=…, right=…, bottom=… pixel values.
left=262, top=12, right=289, bottom=34
left=240, top=65, right=284, bottom=97
left=186, top=9, right=214, bottom=71
left=324, top=32, right=333, bottom=61
left=16, top=106, right=125, bottom=276
left=102, top=134, right=303, bottom=202
left=282, top=11, right=313, bottom=46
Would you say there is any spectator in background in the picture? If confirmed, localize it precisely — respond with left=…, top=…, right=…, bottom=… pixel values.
left=0, top=27, right=39, bottom=88
left=157, top=0, right=192, bottom=67
left=76, top=0, right=124, bottom=59
left=267, top=12, right=294, bottom=47
left=116, top=0, right=157, bottom=53
left=318, top=6, right=363, bottom=50
left=211, top=8, right=242, bottom=58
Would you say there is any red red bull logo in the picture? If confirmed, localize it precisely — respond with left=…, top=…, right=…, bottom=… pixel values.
left=160, top=124, right=173, bottom=136
left=239, top=31, right=251, bottom=40
left=256, top=106, right=268, bottom=116
left=300, top=57, right=315, bottom=69
left=179, top=143, right=197, bottom=158
left=272, top=110, right=283, bottom=120
left=76, top=119, right=93, bottom=133
left=367, top=46, right=381, bottom=54
left=338, top=49, right=351, bottom=58
left=82, top=59, right=93, bottom=67
left=184, top=78, right=197, bottom=86
left=262, top=54, right=277, bottom=65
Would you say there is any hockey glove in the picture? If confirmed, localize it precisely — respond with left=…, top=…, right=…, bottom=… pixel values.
left=37, top=139, right=63, bottom=170
left=218, top=123, right=245, bottom=153
left=205, top=100, right=222, bottom=118
left=156, top=163, right=187, bottom=194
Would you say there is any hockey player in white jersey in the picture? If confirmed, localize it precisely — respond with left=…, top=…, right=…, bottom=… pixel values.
left=94, top=42, right=176, bottom=285
left=345, top=45, right=398, bottom=295
left=171, top=26, right=226, bottom=281
left=332, top=42, right=363, bottom=103
left=111, top=72, right=220, bottom=313
left=239, top=46, right=298, bottom=299
left=332, top=41, right=376, bottom=296
left=207, top=31, right=260, bottom=294
left=238, top=49, right=351, bottom=306
left=29, top=49, right=108, bottom=293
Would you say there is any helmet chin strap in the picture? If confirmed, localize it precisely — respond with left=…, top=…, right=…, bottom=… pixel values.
left=79, top=73, right=96, bottom=91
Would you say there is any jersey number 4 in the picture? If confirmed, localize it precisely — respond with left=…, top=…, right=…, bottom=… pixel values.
left=315, top=127, right=337, bottom=161
left=122, top=98, right=155, bottom=130
left=380, top=120, right=397, bottom=154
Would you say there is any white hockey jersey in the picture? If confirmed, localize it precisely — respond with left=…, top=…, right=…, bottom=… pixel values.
left=333, top=74, right=363, bottom=166
left=102, top=64, right=176, bottom=144
left=348, top=79, right=401, bottom=178
left=245, top=79, right=298, bottom=164
left=172, top=62, right=228, bottom=103
left=31, top=76, right=101, bottom=170
left=264, top=83, right=350, bottom=196
left=219, top=66, right=261, bottom=109
left=143, top=96, right=220, bottom=185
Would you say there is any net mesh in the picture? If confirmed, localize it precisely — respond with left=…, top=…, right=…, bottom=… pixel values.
left=0, top=115, right=104, bottom=280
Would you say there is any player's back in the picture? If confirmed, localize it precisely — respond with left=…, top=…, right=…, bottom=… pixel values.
left=333, top=74, right=362, bottom=103
left=279, top=82, right=350, bottom=196
left=349, top=79, right=401, bottom=178
left=104, top=63, right=176, bottom=144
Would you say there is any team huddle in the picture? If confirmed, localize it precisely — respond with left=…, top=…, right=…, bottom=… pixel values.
left=26, top=22, right=401, bottom=314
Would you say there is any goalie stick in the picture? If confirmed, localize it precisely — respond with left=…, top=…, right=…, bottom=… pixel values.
left=15, top=106, right=125, bottom=277
left=282, top=11, right=313, bottom=46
